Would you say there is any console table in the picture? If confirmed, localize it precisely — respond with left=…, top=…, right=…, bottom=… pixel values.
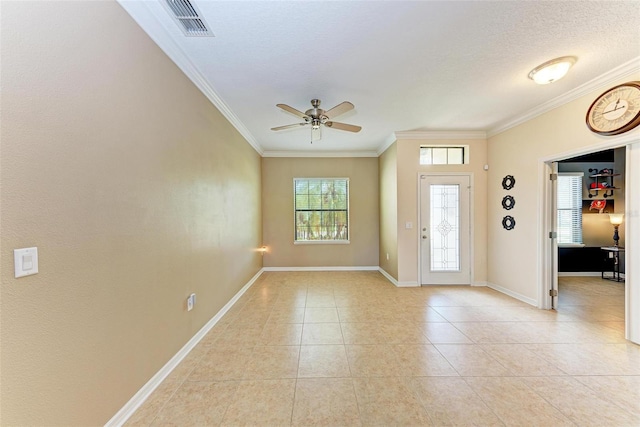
left=601, top=246, right=624, bottom=282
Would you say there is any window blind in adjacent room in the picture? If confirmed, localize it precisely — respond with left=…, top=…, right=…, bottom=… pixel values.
left=557, top=173, right=583, bottom=245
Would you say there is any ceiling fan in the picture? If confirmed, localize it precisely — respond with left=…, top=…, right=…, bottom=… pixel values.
left=271, top=99, right=362, bottom=142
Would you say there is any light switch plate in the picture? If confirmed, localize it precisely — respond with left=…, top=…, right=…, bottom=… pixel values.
left=14, top=247, right=38, bottom=278
left=187, top=293, right=196, bottom=311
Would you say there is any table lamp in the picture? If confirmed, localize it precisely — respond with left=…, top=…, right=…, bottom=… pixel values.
left=609, top=213, right=624, bottom=247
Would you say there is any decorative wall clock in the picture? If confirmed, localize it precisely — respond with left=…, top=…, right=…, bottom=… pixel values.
left=586, top=81, right=640, bottom=136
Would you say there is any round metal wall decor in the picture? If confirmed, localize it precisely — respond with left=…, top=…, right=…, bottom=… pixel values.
left=502, top=175, right=516, bottom=190
left=502, top=195, right=515, bottom=210
left=502, top=215, right=516, bottom=230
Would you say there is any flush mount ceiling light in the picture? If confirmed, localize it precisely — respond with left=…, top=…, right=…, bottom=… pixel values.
left=528, top=56, right=577, bottom=85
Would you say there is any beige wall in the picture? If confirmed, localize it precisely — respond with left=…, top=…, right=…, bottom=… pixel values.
left=379, top=144, right=398, bottom=278
left=395, top=139, right=489, bottom=285
left=487, top=73, right=640, bottom=301
left=1, top=2, right=262, bottom=425
left=262, top=157, right=379, bottom=267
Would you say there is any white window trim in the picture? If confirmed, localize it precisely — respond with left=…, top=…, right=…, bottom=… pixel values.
left=294, top=240, right=350, bottom=245
left=293, top=177, right=350, bottom=245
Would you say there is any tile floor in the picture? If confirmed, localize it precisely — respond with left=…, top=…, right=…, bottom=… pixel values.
left=125, top=272, right=639, bottom=426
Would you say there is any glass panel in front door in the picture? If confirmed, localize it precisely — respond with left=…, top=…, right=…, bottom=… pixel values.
left=430, top=184, right=460, bottom=271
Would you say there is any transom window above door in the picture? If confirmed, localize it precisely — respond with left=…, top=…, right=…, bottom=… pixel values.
left=420, top=146, right=468, bottom=165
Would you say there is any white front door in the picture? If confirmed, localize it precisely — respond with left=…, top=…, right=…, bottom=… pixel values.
left=420, top=175, right=471, bottom=285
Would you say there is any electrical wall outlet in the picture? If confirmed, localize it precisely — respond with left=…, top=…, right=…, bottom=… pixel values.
left=187, top=293, right=196, bottom=311
left=386, top=253, right=390, bottom=260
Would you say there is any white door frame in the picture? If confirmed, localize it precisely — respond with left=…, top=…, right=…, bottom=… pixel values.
left=538, top=134, right=639, bottom=344
left=417, top=172, right=475, bottom=286
left=550, top=161, right=559, bottom=310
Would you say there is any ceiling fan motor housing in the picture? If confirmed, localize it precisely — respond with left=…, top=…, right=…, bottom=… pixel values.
left=305, top=99, right=328, bottom=123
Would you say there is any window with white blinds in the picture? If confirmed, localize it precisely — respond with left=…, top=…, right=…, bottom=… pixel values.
left=557, top=173, right=583, bottom=245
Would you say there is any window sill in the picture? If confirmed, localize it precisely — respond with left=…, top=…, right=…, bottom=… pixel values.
left=558, top=243, right=586, bottom=248
left=294, top=240, right=350, bottom=245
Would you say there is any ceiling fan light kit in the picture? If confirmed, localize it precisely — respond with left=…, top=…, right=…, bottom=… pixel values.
left=271, top=99, right=362, bottom=143
left=528, top=56, right=577, bottom=85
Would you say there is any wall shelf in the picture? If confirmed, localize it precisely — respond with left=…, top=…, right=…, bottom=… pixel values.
left=588, top=169, right=619, bottom=198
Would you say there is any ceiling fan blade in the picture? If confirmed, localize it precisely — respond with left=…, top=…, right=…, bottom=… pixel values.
left=324, top=101, right=354, bottom=119
left=325, top=121, right=362, bottom=133
left=276, top=103, right=308, bottom=120
left=271, top=123, right=307, bottom=131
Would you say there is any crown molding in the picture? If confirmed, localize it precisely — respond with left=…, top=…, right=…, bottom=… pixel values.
left=117, top=0, right=264, bottom=156
left=262, top=150, right=379, bottom=158
left=488, top=56, right=640, bottom=138
left=376, top=133, right=398, bottom=156
left=394, top=130, right=487, bottom=140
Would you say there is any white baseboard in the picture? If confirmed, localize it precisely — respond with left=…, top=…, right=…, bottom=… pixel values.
left=262, top=266, right=379, bottom=272
left=397, top=281, right=419, bottom=287
left=486, top=281, right=537, bottom=307
left=378, top=267, right=398, bottom=286
left=377, top=268, right=420, bottom=287
left=557, top=272, right=602, bottom=277
left=559, top=272, right=626, bottom=279
left=105, top=268, right=265, bottom=427
left=472, top=281, right=488, bottom=287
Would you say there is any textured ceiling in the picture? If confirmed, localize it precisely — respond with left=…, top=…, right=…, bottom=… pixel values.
left=119, top=0, right=640, bottom=154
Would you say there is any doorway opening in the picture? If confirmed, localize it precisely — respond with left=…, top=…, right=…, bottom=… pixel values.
left=542, top=140, right=639, bottom=344
left=555, top=149, right=626, bottom=328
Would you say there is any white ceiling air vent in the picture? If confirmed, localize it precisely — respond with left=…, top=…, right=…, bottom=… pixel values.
left=163, top=0, right=213, bottom=37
